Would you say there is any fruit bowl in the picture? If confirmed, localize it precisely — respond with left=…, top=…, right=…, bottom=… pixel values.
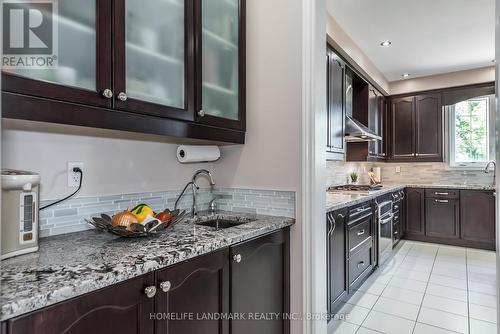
left=86, top=209, right=187, bottom=238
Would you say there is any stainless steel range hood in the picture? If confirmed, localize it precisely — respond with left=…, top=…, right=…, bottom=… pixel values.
left=345, top=115, right=382, bottom=142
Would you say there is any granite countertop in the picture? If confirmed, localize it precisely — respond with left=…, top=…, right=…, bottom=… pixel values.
left=0, top=211, right=294, bottom=321
left=326, top=183, right=495, bottom=212
left=326, top=184, right=405, bottom=212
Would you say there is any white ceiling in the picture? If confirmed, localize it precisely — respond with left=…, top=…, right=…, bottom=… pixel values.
left=327, top=0, right=495, bottom=81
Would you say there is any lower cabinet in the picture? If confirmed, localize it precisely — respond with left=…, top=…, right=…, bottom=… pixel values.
left=230, top=229, right=290, bottom=334
left=326, top=208, right=348, bottom=314
left=425, top=198, right=460, bottom=240
left=403, top=188, right=495, bottom=250
left=3, top=229, right=290, bottom=334
left=327, top=201, right=375, bottom=319
left=155, top=249, right=229, bottom=334
left=460, top=190, right=496, bottom=250
left=6, top=273, right=155, bottom=334
left=405, top=188, right=425, bottom=236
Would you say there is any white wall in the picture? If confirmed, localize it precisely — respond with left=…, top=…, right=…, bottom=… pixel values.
left=1, top=120, right=215, bottom=200
left=390, top=66, right=496, bottom=95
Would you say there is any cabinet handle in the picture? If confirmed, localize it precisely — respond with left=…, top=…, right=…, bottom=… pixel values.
left=102, top=89, right=113, bottom=99
left=394, top=231, right=398, bottom=235
left=198, top=110, right=205, bottom=117
left=357, top=230, right=365, bottom=236
left=357, top=261, right=365, bottom=268
left=434, top=192, right=449, bottom=195
left=233, top=254, right=242, bottom=263
left=117, top=92, right=128, bottom=101
left=159, top=281, right=171, bottom=293
left=144, top=286, right=157, bottom=298
left=435, top=199, right=449, bottom=203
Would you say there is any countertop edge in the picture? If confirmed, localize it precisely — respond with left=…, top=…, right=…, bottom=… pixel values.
left=326, top=183, right=495, bottom=212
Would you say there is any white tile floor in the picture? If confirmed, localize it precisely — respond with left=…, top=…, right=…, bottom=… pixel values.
left=329, top=240, right=498, bottom=334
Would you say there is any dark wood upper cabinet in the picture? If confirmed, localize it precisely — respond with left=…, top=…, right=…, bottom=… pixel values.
left=6, top=273, right=155, bottom=334
left=327, top=208, right=348, bottom=314
left=391, top=96, right=415, bottom=159
left=460, top=190, right=496, bottom=250
left=112, top=0, right=196, bottom=121
left=389, top=93, right=442, bottom=162
left=156, top=248, right=229, bottom=334
left=415, top=94, right=442, bottom=160
left=405, top=188, right=425, bottom=236
left=425, top=198, right=460, bottom=239
left=2, top=0, right=246, bottom=142
left=2, top=0, right=113, bottom=109
left=326, top=48, right=346, bottom=160
left=195, top=0, right=246, bottom=131
left=230, top=229, right=290, bottom=334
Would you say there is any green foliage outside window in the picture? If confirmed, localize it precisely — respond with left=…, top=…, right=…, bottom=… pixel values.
left=454, top=98, right=488, bottom=162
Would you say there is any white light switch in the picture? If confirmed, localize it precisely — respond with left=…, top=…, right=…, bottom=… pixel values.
left=395, top=166, right=401, bottom=173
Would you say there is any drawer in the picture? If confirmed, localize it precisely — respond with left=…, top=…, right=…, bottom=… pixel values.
left=425, top=188, right=459, bottom=199
left=348, top=201, right=373, bottom=222
left=349, top=244, right=373, bottom=286
left=348, top=218, right=372, bottom=253
left=392, top=190, right=405, bottom=202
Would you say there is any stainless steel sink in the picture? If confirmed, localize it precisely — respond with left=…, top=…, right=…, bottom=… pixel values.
left=195, top=217, right=256, bottom=230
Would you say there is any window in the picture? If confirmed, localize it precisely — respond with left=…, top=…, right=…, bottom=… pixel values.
left=448, top=95, right=495, bottom=169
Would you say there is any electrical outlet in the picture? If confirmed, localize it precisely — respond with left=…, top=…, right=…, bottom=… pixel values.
left=395, top=165, right=401, bottom=173
left=67, top=162, right=84, bottom=187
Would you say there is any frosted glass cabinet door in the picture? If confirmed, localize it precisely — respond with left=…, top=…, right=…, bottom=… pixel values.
left=2, top=0, right=112, bottom=108
left=114, top=0, right=193, bottom=120
left=200, top=0, right=242, bottom=126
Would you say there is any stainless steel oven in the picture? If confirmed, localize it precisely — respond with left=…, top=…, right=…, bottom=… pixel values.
left=377, top=200, right=393, bottom=265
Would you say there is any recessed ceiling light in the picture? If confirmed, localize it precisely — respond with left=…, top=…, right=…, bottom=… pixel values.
left=402, top=73, right=410, bottom=78
left=380, top=41, right=392, bottom=47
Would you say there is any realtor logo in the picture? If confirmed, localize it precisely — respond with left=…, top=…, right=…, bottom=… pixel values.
left=2, top=0, right=58, bottom=68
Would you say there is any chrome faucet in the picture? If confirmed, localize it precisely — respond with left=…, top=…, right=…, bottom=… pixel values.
left=174, top=169, right=216, bottom=217
left=484, top=161, right=496, bottom=184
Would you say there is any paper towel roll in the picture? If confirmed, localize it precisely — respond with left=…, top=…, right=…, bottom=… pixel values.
left=177, top=145, right=221, bottom=163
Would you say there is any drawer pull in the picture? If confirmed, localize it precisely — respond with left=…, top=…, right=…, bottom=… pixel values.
left=435, top=199, right=449, bottom=203
left=160, top=281, right=171, bottom=293
left=357, top=230, right=365, bottom=236
left=144, top=286, right=157, bottom=298
left=394, top=231, right=398, bottom=235
left=357, top=261, right=366, bottom=268
left=435, top=192, right=449, bottom=195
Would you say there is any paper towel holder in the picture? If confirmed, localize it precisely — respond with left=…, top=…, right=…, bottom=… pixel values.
left=176, top=145, right=221, bottom=163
